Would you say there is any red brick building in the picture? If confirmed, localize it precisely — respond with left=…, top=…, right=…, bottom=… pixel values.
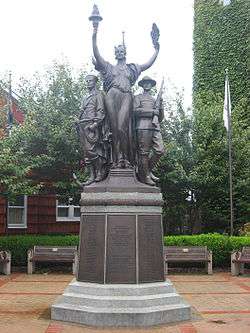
left=0, top=195, right=80, bottom=235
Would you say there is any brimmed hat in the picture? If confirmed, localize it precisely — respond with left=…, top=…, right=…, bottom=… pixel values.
left=138, top=76, right=156, bottom=87
left=85, top=74, right=98, bottom=82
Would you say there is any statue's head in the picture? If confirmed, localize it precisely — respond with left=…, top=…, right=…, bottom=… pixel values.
left=138, top=76, right=156, bottom=91
left=114, top=44, right=127, bottom=60
left=85, top=74, right=98, bottom=89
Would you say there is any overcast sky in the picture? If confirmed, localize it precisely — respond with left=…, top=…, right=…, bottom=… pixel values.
left=0, top=0, right=194, bottom=107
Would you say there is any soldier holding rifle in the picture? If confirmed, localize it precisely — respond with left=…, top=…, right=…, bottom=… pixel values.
left=134, top=76, right=165, bottom=186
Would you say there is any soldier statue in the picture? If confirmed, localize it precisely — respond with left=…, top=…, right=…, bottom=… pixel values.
left=76, top=74, right=109, bottom=185
left=134, top=76, right=165, bottom=186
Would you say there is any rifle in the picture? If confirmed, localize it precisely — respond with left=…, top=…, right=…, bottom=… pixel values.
left=152, top=78, right=164, bottom=126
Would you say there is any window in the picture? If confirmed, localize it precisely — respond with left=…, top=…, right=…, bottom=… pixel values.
left=7, top=195, right=27, bottom=228
left=56, top=197, right=80, bottom=221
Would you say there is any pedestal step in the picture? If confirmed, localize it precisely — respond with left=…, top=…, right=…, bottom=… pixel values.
left=51, top=280, right=191, bottom=327
left=51, top=302, right=190, bottom=327
left=66, top=280, right=175, bottom=296
left=57, top=292, right=183, bottom=308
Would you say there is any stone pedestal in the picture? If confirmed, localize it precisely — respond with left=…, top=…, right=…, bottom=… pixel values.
left=51, top=280, right=190, bottom=326
left=77, top=202, right=164, bottom=284
left=51, top=170, right=191, bottom=326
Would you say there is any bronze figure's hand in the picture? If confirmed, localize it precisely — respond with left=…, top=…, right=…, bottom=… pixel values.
left=151, top=23, right=160, bottom=50
left=93, top=23, right=98, bottom=34
left=89, top=122, right=97, bottom=131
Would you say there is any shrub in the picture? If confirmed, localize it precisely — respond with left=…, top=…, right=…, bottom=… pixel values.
left=0, top=233, right=249, bottom=267
left=0, top=235, right=79, bottom=266
left=164, top=233, right=250, bottom=266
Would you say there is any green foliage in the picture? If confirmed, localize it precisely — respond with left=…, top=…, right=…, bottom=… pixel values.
left=193, top=0, right=249, bottom=108
left=192, top=91, right=250, bottom=231
left=0, top=234, right=79, bottom=266
left=0, top=145, right=40, bottom=197
left=192, top=92, right=229, bottom=231
left=230, top=98, right=250, bottom=222
left=158, top=88, right=249, bottom=234
left=1, top=234, right=249, bottom=267
left=192, top=0, right=250, bottom=232
left=157, top=92, right=196, bottom=234
left=0, top=62, right=89, bottom=198
left=164, top=233, right=250, bottom=266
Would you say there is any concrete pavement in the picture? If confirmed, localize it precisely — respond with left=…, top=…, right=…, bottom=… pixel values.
left=0, top=271, right=249, bottom=333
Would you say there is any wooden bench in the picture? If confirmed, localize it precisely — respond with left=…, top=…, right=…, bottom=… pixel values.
left=0, top=251, right=11, bottom=275
left=164, top=246, right=213, bottom=274
left=231, top=246, right=250, bottom=276
left=27, top=246, right=78, bottom=274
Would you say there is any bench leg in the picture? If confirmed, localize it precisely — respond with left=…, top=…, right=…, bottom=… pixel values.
left=206, top=251, right=213, bottom=274
left=165, top=262, right=168, bottom=275
left=206, top=261, right=213, bottom=275
left=231, top=262, right=240, bottom=276
left=231, top=252, right=240, bottom=276
left=73, top=252, right=79, bottom=276
left=3, top=262, right=11, bottom=275
left=28, top=261, right=35, bottom=274
left=239, top=263, right=245, bottom=275
left=72, top=262, right=76, bottom=275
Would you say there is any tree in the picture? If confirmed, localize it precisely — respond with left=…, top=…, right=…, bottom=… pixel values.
left=191, top=92, right=229, bottom=232
left=0, top=62, right=89, bottom=199
left=192, top=92, right=250, bottom=233
left=157, top=92, right=197, bottom=234
left=192, top=0, right=250, bottom=233
left=158, top=89, right=249, bottom=235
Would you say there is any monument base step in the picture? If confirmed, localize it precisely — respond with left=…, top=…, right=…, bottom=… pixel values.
left=51, top=280, right=191, bottom=327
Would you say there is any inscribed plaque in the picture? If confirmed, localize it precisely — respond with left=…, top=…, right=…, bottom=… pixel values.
left=138, top=215, right=164, bottom=283
left=106, top=215, right=136, bottom=283
left=77, top=214, right=105, bottom=283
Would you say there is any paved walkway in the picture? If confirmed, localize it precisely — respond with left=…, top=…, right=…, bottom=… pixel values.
left=0, top=271, right=250, bottom=333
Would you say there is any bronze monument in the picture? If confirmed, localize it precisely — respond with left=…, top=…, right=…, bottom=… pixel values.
left=89, top=4, right=160, bottom=172
left=75, top=4, right=165, bottom=285
left=52, top=4, right=191, bottom=326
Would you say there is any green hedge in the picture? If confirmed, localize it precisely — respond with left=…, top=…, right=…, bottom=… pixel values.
left=164, top=233, right=250, bottom=266
left=0, top=235, right=79, bottom=266
left=0, top=233, right=249, bottom=267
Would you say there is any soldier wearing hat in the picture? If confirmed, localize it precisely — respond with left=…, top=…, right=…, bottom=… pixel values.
left=134, top=76, right=164, bottom=186
left=76, top=74, right=109, bottom=185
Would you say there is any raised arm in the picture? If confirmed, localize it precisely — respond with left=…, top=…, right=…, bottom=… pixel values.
left=139, top=47, right=159, bottom=72
left=139, top=23, right=160, bottom=72
left=92, top=27, right=106, bottom=69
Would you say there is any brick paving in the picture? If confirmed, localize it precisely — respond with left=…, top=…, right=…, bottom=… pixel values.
left=0, top=271, right=249, bottom=333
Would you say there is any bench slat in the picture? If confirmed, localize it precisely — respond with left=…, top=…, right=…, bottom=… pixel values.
left=31, top=246, right=76, bottom=262
left=31, top=257, right=74, bottom=262
left=164, top=246, right=211, bottom=264
left=237, top=259, right=250, bottom=263
left=166, top=258, right=210, bottom=262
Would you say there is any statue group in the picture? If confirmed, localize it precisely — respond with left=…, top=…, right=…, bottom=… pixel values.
left=76, top=5, right=164, bottom=187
